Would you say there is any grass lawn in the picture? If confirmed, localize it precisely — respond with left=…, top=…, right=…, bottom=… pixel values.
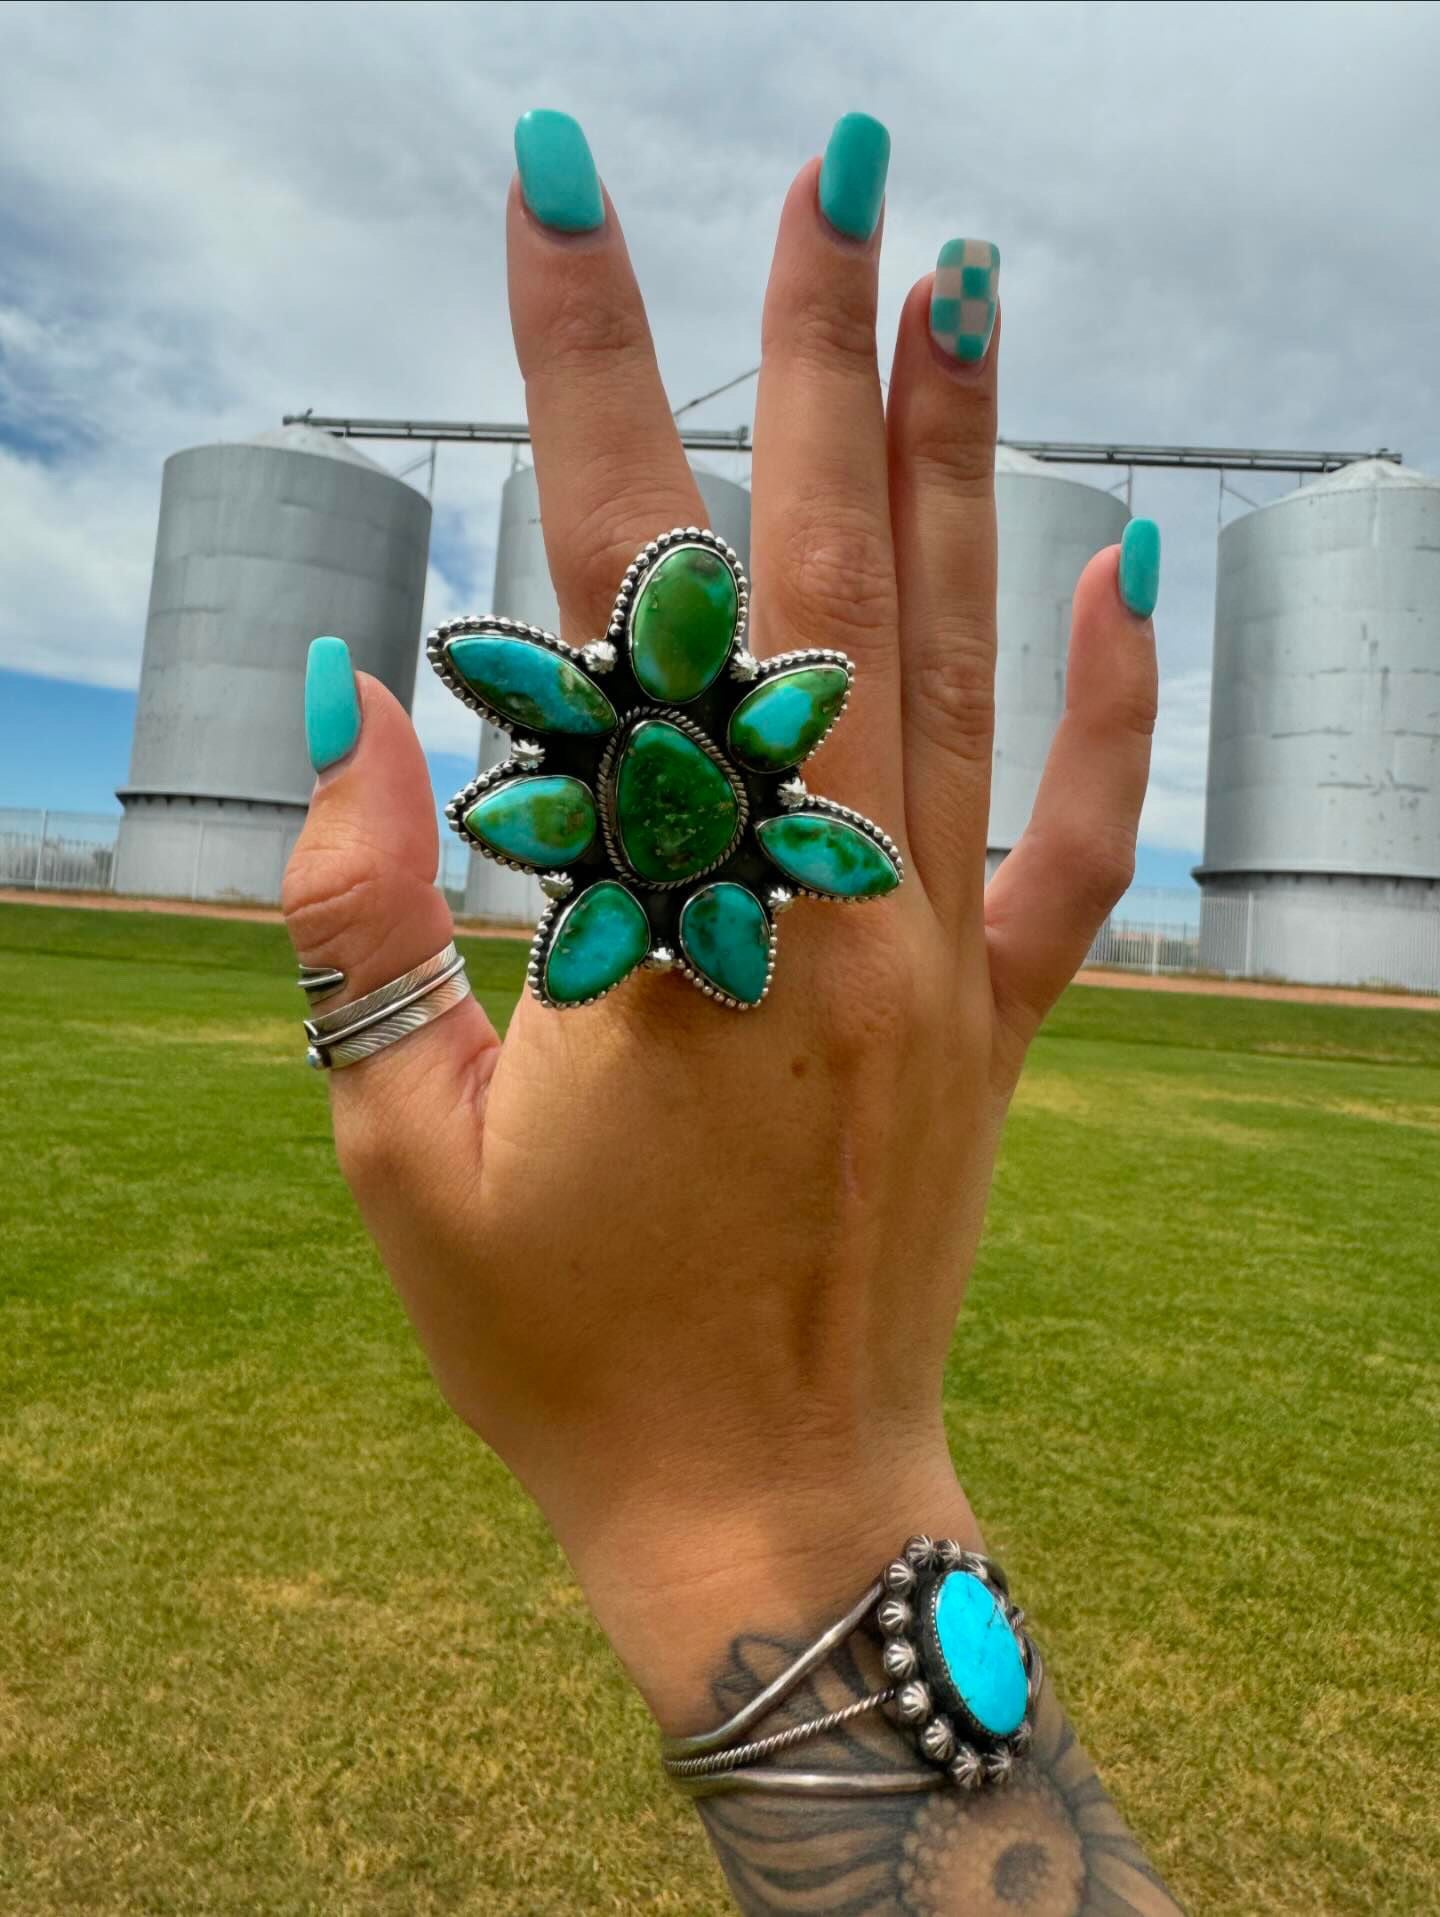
left=2, top=901, right=1437, bottom=1914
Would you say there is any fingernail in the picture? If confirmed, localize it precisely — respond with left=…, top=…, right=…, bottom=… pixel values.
left=930, top=239, right=1000, bottom=363
left=1119, top=519, right=1162, bottom=619
left=514, top=109, right=604, bottom=234
left=818, top=112, right=890, bottom=240
left=305, top=636, right=360, bottom=773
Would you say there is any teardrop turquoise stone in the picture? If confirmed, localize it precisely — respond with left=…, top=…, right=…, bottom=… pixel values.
left=447, top=635, right=616, bottom=735
left=614, top=720, right=739, bottom=884
left=931, top=1571, right=1028, bottom=1736
left=680, top=884, right=771, bottom=1005
left=628, top=546, right=738, bottom=703
left=728, top=665, right=849, bottom=771
left=464, top=775, right=596, bottom=868
left=543, top=881, right=650, bottom=1005
left=756, top=813, right=899, bottom=898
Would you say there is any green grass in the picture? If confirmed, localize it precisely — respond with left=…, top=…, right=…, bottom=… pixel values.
left=2, top=902, right=1437, bottom=1914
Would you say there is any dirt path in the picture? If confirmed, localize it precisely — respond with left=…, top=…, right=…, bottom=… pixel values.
left=4, top=886, right=1435, bottom=1012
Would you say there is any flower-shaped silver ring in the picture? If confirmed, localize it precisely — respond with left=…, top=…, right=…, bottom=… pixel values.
left=429, top=528, right=903, bottom=1011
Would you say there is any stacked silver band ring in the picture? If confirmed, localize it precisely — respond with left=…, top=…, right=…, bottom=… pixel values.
left=301, top=942, right=469, bottom=1070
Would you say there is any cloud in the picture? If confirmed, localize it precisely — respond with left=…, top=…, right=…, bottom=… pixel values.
left=3, top=0, right=1438, bottom=862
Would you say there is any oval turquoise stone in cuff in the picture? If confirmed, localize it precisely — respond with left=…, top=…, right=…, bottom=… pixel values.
left=543, top=880, right=650, bottom=1005
left=628, top=546, right=738, bottom=703
left=447, top=635, right=617, bottom=735
left=464, top=775, right=596, bottom=868
left=728, top=665, right=849, bottom=772
left=679, top=883, right=771, bottom=1005
left=757, top=813, right=899, bottom=899
left=929, top=1571, right=1028, bottom=1737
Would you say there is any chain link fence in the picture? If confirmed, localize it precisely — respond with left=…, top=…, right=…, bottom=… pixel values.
left=3, top=808, right=1437, bottom=993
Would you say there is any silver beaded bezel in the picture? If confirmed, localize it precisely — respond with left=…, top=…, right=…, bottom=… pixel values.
left=426, top=615, right=618, bottom=739
left=595, top=707, right=750, bottom=892
left=725, top=647, right=855, bottom=774
left=607, top=528, right=749, bottom=697
left=526, top=879, right=653, bottom=1013
left=876, top=1537, right=1040, bottom=1790
left=756, top=794, right=905, bottom=903
left=443, top=758, right=598, bottom=876
left=673, top=881, right=779, bottom=1013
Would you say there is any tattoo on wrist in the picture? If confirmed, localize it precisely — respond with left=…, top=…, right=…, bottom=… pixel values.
left=693, top=1625, right=1184, bottom=1915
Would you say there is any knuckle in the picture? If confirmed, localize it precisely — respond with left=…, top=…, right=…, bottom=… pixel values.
left=908, top=429, right=998, bottom=497
left=281, top=841, right=383, bottom=961
left=770, top=511, right=895, bottom=643
left=535, top=281, right=650, bottom=375
left=912, top=630, right=996, bottom=762
left=768, top=297, right=879, bottom=374
left=1060, top=821, right=1136, bottom=918
left=563, top=480, right=694, bottom=624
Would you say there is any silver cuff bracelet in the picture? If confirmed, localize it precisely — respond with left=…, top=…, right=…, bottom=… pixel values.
left=301, top=942, right=469, bottom=1070
left=660, top=1537, right=1043, bottom=1798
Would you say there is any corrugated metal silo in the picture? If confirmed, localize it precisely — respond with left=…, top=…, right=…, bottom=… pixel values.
left=115, top=424, right=431, bottom=901
left=464, top=463, right=753, bottom=922
left=1198, top=458, right=1440, bottom=989
left=988, top=447, right=1129, bottom=877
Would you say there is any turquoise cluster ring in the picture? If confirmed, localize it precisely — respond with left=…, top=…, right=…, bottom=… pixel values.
left=428, top=529, right=903, bottom=1012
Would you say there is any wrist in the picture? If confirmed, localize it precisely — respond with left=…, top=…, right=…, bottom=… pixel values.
left=558, top=1439, right=980, bottom=1730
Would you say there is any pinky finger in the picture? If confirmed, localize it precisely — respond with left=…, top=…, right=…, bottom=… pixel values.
left=983, top=523, right=1160, bottom=1058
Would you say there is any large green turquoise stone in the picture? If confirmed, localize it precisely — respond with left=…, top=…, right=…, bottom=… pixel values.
left=447, top=634, right=616, bottom=735
left=628, top=545, right=737, bottom=703
left=464, top=775, right=596, bottom=868
left=931, top=1571, right=1028, bottom=1736
left=543, top=880, right=650, bottom=1005
left=757, top=813, right=899, bottom=899
left=680, top=883, right=771, bottom=1005
left=728, top=665, right=849, bottom=771
left=613, top=720, right=739, bottom=884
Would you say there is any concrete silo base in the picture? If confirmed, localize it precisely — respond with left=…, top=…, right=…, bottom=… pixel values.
left=1196, top=871, right=1440, bottom=994
left=114, top=793, right=304, bottom=904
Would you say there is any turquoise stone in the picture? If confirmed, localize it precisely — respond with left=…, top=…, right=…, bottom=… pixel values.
left=447, top=635, right=616, bottom=735
left=756, top=813, right=899, bottom=899
left=728, top=665, right=849, bottom=772
left=628, top=546, right=737, bottom=703
left=614, top=720, right=739, bottom=884
left=680, top=884, right=771, bottom=1005
left=932, top=1571, right=1028, bottom=1737
left=464, top=775, right=596, bottom=868
left=543, top=881, right=649, bottom=1005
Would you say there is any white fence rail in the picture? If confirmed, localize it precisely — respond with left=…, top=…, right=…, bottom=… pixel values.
left=2, top=809, right=1437, bottom=994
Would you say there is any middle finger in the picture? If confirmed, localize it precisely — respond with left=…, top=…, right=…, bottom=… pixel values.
left=750, top=115, right=904, bottom=826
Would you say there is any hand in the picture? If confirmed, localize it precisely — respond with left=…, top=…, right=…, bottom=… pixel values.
left=281, top=113, right=1157, bottom=1733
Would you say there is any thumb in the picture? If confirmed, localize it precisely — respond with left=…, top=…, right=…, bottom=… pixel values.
left=282, top=637, right=499, bottom=1131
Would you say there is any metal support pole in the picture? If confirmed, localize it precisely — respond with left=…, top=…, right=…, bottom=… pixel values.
left=33, top=808, right=47, bottom=889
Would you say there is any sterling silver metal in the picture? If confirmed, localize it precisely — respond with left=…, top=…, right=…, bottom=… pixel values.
left=660, top=1539, right=1042, bottom=1799
left=303, top=942, right=469, bottom=1070
left=297, top=963, right=346, bottom=1003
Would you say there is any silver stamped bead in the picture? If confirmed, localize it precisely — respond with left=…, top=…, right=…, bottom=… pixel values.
left=881, top=1638, right=918, bottom=1681
left=920, top=1716, right=956, bottom=1763
left=876, top=1597, right=912, bottom=1637
left=895, top=1681, right=931, bottom=1725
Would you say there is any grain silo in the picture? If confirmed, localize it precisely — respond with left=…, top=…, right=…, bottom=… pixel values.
left=464, top=462, right=753, bottom=921
left=115, top=424, right=431, bottom=901
left=1197, top=459, right=1440, bottom=991
left=987, top=447, right=1129, bottom=877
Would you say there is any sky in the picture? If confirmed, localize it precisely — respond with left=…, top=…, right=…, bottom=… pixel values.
left=3, top=0, right=1439, bottom=894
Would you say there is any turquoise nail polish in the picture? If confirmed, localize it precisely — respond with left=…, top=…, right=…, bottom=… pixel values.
left=931, top=239, right=1000, bottom=363
left=514, top=109, right=604, bottom=234
left=818, top=112, right=890, bottom=240
left=1119, top=519, right=1162, bottom=619
left=305, top=636, right=360, bottom=772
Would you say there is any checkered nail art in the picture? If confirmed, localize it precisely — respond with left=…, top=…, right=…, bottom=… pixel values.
left=930, top=239, right=1000, bottom=363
